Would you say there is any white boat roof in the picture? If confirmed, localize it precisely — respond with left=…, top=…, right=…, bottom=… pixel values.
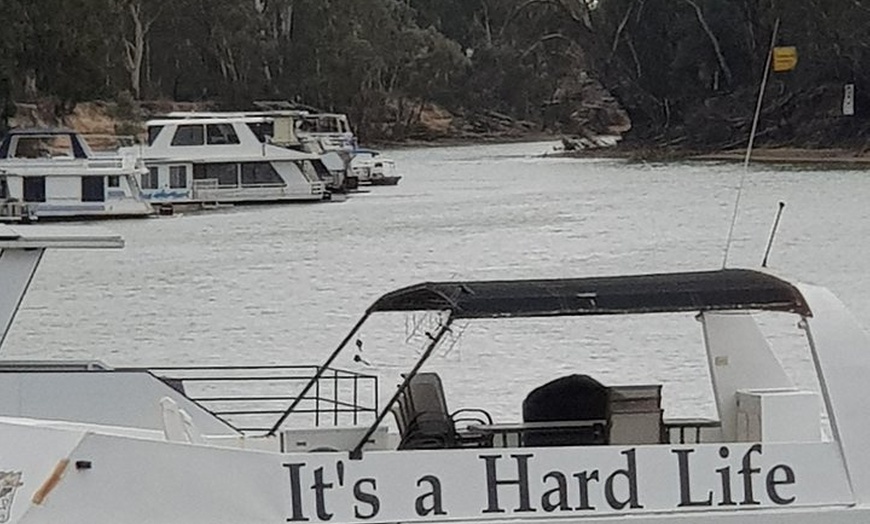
left=161, top=110, right=309, bottom=120
left=146, top=117, right=274, bottom=126
left=0, top=224, right=124, bottom=249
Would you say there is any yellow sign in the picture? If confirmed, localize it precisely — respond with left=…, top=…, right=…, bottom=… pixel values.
left=773, top=46, right=798, bottom=72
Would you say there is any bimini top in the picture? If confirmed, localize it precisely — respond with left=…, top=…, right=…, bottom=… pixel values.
left=368, top=268, right=811, bottom=319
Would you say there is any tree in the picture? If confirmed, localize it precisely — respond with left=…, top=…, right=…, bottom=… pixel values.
left=120, top=0, right=169, bottom=100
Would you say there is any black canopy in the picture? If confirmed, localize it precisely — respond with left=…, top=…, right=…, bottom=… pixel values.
left=367, top=268, right=811, bottom=319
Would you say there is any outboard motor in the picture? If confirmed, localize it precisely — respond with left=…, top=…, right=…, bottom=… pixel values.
left=522, top=374, right=608, bottom=447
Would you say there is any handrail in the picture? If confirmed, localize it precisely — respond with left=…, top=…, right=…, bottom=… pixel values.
left=350, top=314, right=455, bottom=459
left=267, top=312, right=372, bottom=435
left=146, top=364, right=378, bottom=435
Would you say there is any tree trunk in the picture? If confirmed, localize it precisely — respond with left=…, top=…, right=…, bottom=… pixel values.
left=123, top=3, right=149, bottom=99
left=684, top=0, right=733, bottom=88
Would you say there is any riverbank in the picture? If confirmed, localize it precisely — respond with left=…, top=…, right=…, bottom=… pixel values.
left=547, top=142, right=870, bottom=166
left=694, top=148, right=870, bottom=165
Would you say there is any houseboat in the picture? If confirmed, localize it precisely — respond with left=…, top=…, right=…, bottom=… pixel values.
left=162, top=110, right=357, bottom=192
left=1, top=225, right=870, bottom=522
left=0, top=129, right=153, bottom=220
left=122, top=117, right=329, bottom=208
left=350, top=149, right=402, bottom=186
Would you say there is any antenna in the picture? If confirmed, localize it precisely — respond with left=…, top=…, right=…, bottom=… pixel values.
left=722, top=18, right=781, bottom=268
left=761, top=201, right=786, bottom=267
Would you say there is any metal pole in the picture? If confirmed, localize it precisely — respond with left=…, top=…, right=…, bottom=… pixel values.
left=723, top=18, right=780, bottom=268
left=267, top=311, right=371, bottom=436
left=744, top=18, right=780, bottom=171
left=761, top=201, right=786, bottom=267
left=350, top=314, right=455, bottom=460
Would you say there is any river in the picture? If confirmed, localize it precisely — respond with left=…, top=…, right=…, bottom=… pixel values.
left=5, top=141, right=870, bottom=422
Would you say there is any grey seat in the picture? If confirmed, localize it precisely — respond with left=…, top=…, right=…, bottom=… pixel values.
left=394, top=372, right=492, bottom=449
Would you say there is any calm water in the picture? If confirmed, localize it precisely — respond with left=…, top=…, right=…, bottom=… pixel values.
left=5, top=141, right=870, bottom=421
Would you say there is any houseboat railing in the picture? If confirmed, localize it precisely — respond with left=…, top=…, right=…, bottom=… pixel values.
left=0, top=201, right=33, bottom=223
left=662, top=417, right=720, bottom=444
left=145, top=364, right=379, bottom=435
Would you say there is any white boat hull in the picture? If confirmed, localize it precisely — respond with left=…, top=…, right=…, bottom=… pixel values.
left=1, top=417, right=861, bottom=524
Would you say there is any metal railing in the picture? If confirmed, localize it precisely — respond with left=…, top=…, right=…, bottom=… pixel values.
left=663, top=417, right=720, bottom=444
left=145, top=365, right=379, bottom=435
left=0, top=201, right=33, bottom=222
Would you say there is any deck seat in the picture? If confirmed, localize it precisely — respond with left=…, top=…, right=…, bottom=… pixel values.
left=394, top=373, right=492, bottom=449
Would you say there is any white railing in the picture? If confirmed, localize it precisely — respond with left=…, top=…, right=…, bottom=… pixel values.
left=0, top=201, right=33, bottom=222
left=0, top=156, right=136, bottom=172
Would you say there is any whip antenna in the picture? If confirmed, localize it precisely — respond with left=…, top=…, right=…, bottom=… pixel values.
left=722, top=18, right=780, bottom=268
left=761, top=201, right=786, bottom=268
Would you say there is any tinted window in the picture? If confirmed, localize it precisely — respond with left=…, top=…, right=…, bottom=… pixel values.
left=81, top=176, right=104, bottom=202
left=296, top=160, right=328, bottom=182
left=206, top=124, right=240, bottom=145
left=147, top=126, right=164, bottom=146
left=23, top=177, right=45, bottom=202
left=107, top=175, right=120, bottom=187
left=193, top=163, right=238, bottom=187
left=241, top=162, right=283, bottom=186
left=141, top=167, right=158, bottom=189
left=169, top=165, right=187, bottom=188
left=246, top=122, right=274, bottom=143
left=171, top=125, right=204, bottom=146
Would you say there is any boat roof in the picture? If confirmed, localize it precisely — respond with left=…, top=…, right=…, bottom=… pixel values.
left=163, top=111, right=307, bottom=119
left=4, top=128, right=80, bottom=136
left=367, top=268, right=811, bottom=319
left=146, top=117, right=271, bottom=126
left=353, top=148, right=381, bottom=156
left=0, top=224, right=123, bottom=249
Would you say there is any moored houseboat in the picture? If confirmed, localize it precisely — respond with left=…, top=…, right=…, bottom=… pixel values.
left=121, top=116, right=330, bottom=209
left=0, top=129, right=153, bottom=220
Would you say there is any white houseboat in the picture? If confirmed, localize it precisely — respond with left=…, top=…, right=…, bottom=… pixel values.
left=350, top=149, right=402, bottom=186
left=0, top=129, right=153, bottom=220
left=1, top=226, right=870, bottom=523
left=160, top=111, right=355, bottom=192
left=123, top=117, right=329, bottom=208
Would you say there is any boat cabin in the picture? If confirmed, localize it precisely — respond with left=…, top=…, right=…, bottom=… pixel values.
left=0, top=129, right=153, bottom=219
left=128, top=117, right=329, bottom=204
left=297, top=112, right=356, bottom=152
left=351, top=149, right=401, bottom=186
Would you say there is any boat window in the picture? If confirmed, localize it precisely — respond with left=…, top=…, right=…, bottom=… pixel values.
left=81, top=176, right=105, bottom=202
left=206, top=124, right=240, bottom=145
left=171, top=125, right=205, bottom=146
left=14, top=137, right=56, bottom=158
left=312, top=159, right=331, bottom=179
left=193, top=163, right=238, bottom=187
left=241, top=162, right=284, bottom=186
left=23, top=177, right=45, bottom=202
left=246, top=122, right=274, bottom=143
left=107, top=175, right=120, bottom=188
left=169, top=165, right=188, bottom=188
left=147, top=126, right=164, bottom=146
left=296, top=160, right=328, bottom=182
left=141, top=167, right=158, bottom=189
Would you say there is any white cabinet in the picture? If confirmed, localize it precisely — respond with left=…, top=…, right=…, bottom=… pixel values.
left=735, top=389, right=820, bottom=443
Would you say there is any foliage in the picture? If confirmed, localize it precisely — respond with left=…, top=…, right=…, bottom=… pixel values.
left=1, top=0, right=869, bottom=145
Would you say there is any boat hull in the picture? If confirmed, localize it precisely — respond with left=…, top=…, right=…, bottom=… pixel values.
left=365, top=175, right=401, bottom=186
left=2, top=418, right=859, bottom=524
